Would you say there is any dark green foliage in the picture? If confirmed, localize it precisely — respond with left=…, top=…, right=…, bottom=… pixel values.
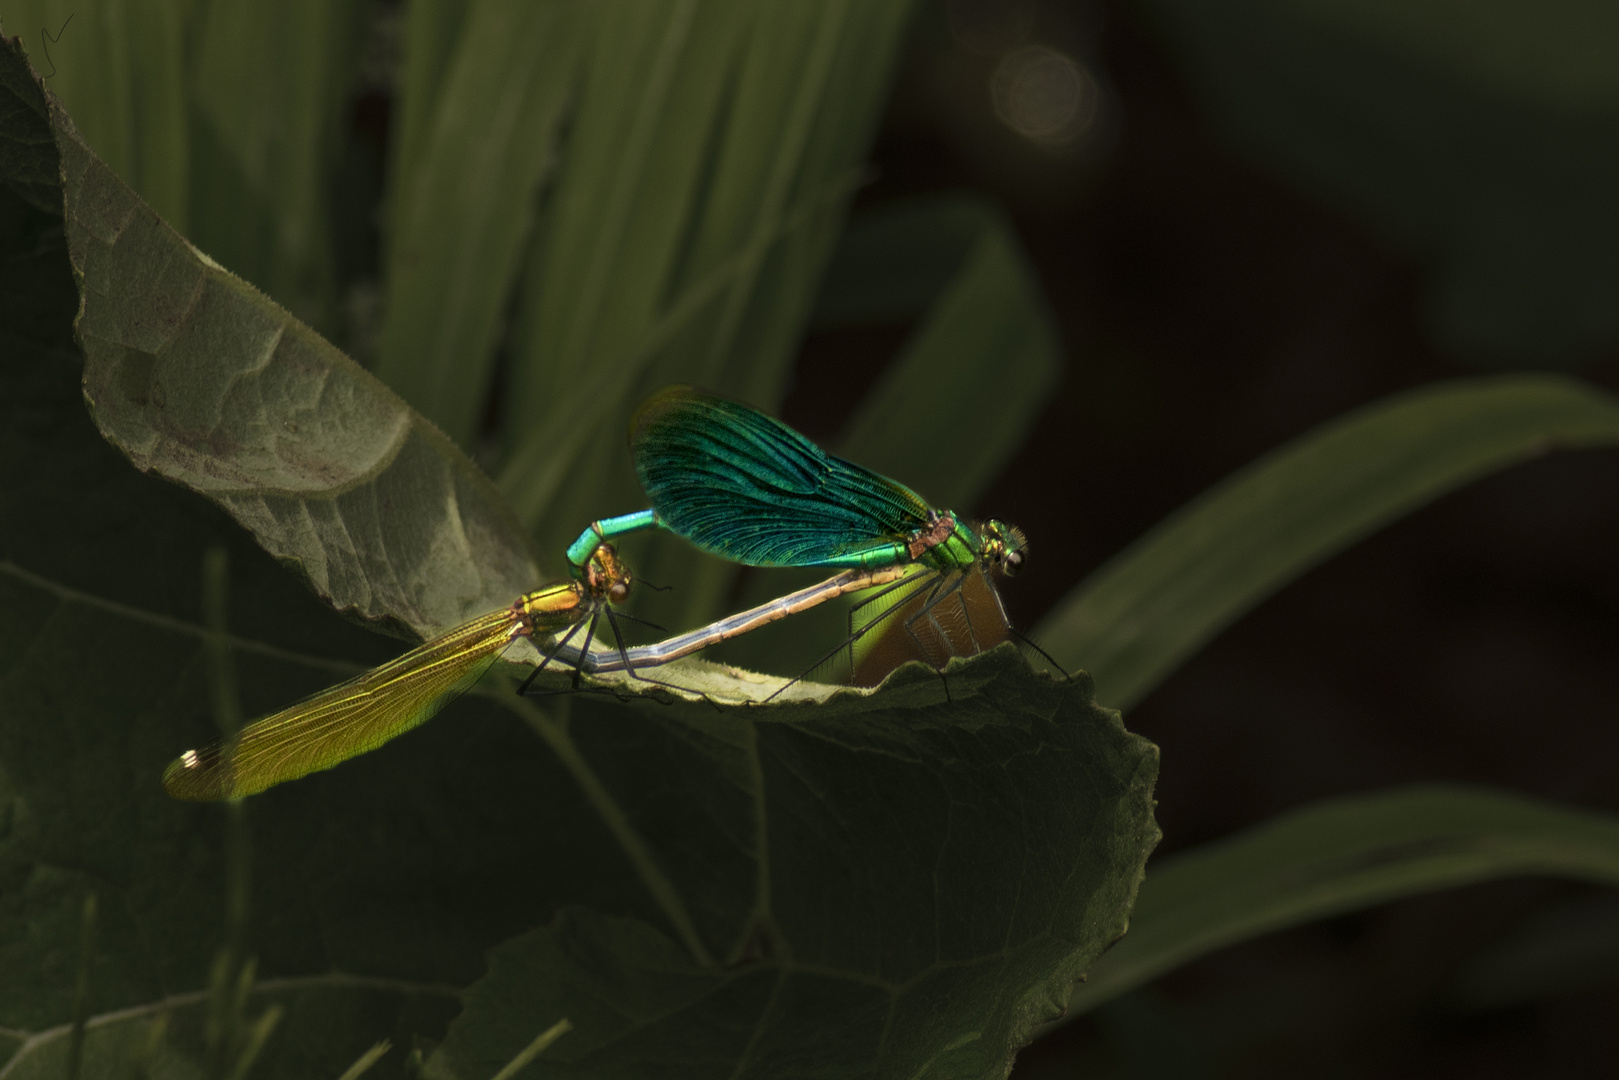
left=1139, top=0, right=1619, bottom=367
left=1, top=28, right=1159, bottom=1078
left=6, top=8, right=1619, bottom=1079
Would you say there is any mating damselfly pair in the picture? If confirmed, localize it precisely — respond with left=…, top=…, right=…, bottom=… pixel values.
left=163, top=386, right=1060, bottom=801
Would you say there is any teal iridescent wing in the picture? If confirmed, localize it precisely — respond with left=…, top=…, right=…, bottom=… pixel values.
left=631, top=386, right=937, bottom=567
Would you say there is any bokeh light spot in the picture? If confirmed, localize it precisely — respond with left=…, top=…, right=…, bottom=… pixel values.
left=991, top=46, right=1100, bottom=145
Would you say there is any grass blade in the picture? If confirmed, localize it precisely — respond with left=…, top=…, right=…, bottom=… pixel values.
left=495, top=1, right=917, bottom=627
left=375, top=0, right=584, bottom=445
left=498, top=0, right=739, bottom=535
left=1061, top=784, right=1619, bottom=1020
left=334, top=1039, right=392, bottom=1080
left=487, top=1019, right=571, bottom=1080
left=389, top=0, right=472, bottom=210
left=3, top=0, right=190, bottom=228
left=66, top=892, right=97, bottom=1080
left=188, top=0, right=369, bottom=330
left=1036, top=375, right=1619, bottom=708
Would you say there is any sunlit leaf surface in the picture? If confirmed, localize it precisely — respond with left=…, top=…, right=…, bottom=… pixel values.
left=42, top=67, right=542, bottom=640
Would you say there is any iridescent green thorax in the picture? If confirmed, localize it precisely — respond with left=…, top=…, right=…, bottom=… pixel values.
left=913, top=515, right=1027, bottom=575
left=913, top=514, right=979, bottom=571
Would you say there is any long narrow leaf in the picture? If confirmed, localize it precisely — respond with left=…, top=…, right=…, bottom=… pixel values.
left=4, top=0, right=189, bottom=227
left=691, top=1, right=852, bottom=400
left=389, top=0, right=472, bottom=212
left=187, top=0, right=368, bottom=330
left=1036, top=375, right=1619, bottom=708
left=497, top=0, right=917, bottom=627
left=374, top=0, right=583, bottom=444
left=1059, top=785, right=1619, bottom=1020
left=498, top=0, right=750, bottom=539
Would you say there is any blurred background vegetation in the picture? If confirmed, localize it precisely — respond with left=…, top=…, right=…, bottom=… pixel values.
left=5, top=0, right=1619, bottom=1075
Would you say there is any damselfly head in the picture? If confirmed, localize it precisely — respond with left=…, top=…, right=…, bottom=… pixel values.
left=980, top=520, right=1028, bottom=576
left=584, top=542, right=633, bottom=604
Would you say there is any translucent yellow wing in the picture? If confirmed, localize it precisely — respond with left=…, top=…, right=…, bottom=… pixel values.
left=164, top=609, right=521, bottom=801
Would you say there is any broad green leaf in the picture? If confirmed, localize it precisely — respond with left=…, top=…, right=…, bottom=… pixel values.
left=2, top=0, right=189, bottom=228
left=1037, top=375, right=1619, bottom=709
left=0, top=22, right=58, bottom=211
left=1, top=88, right=512, bottom=1052
left=37, top=64, right=544, bottom=639
left=5, top=38, right=1158, bottom=1080
left=2, top=69, right=503, bottom=1071
left=186, top=0, right=369, bottom=331
left=1140, top=0, right=1619, bottom=366
left=1058, top=785, right=1619, bottom=1019
left=429, top=655, right=1158, bottom=1080
left=1, top=176, right=1157, bottom=1079
left=374, top=1, right=584, bottom=447
left=0, top=29, right=75, bottom=357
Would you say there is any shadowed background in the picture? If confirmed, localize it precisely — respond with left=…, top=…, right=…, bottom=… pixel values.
left=838, top=4, right=1619, bottom=1077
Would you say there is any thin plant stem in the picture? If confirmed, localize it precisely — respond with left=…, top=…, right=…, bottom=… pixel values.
left=66, top=891, right=98, bottom=1080
left=489, top=1019, right=572, bottom=1080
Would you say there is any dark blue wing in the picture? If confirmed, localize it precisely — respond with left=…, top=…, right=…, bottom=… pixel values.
left=630, top=386, right=937, bottom=567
